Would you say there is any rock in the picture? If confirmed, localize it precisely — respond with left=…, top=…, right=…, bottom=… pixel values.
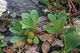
left=3, top=36, right=12, bottom=43
left=6, top=0, right=48, bottom=17
left=0, top=0, right=7, bottom=17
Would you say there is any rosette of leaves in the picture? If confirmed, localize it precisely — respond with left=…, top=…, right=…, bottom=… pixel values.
left=60, top=27, right=80, bottom=53
left=45, top=11, right=67, bottom=34
left=0, top=36, right=6, bottom=53
left=9, top=10, right=40, bottom=44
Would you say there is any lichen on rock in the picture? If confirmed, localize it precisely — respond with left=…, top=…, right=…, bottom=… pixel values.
left=0, top=0, right=7, bottom=17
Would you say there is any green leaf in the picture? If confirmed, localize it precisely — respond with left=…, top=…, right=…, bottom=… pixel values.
left=57, top=11, right=67, bottom=19
left=0, top=36, right=4, bottom=39
left=21, top=13, right=32, bottom=26
left=63, top=27, right=79, bottom=52
left=0, top=42, right=6, bottom=47
left=71, top=37, right=80, bottom=50
left=10, top=36, right=25, bottom=43
left=54, top=20, right=61, bottom=30
left=60, top=17, right=67, bottom=28
left=33, top=36, right=39, bottom=44
left=21, top=22, right=31, bottom=29
left=9, top=27, right=22, bottom=34
left=48, top=14, right=56, bottom=24
left=40, top=0, right=49, bottom=5
left=30, top=10, right=40, bottom=24
left=45, top=25, right=57, bottom=34
left=12, top=19, right=22, bottom=31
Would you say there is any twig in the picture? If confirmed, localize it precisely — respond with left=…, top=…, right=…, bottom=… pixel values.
left=69, top=0, right=77, bottom=12
left=68, top=0, right=72, bottom=26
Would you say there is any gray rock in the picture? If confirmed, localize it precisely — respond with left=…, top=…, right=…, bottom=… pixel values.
left=6, top=0, right=48, bottom=17
left=6, top=0, right=38, bottom=17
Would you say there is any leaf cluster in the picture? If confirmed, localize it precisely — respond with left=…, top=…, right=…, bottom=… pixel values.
left=61, top=27, right=80, bottom=53
left=46, top=11, right=67, bottom=34
left=9, top=10, right=40, bottom=44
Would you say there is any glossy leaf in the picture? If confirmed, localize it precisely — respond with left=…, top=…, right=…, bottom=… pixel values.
left=0, top=42, right=6, bottom=47
left=30, top=10, right=40, bottom=25
left=10, top=36, right=25, bottom=43
left=57, top=11, right=67, bottom=19
left=54, top=20, right=61, bottom=31
left=33, top=36, right=39, bottom=44
left=48, top=14, right=56, bottom=24
left=21, top=22, right=31, bottom=29
left=0, top=36, right=4, bottom=39
left=9, top=27, right=21, bottom=34
left=12, top=19, right=22, bottom=31
left=21, top=13, right=32, bottom=26
left=46, top=25, right=57, bottom=34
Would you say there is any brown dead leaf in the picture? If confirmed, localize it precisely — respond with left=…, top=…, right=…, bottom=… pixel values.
left=3, top=44, right=15, bottom=53
left=52, top=39, right=64, bottom=47
left=71, top=48, right=80, bottom=53
left=13, top=40, right=26, bottom=48
left=42, top=42, right=50, bottom=53
left=34, top=26, right=42, bottom=34
left=25, top=45, right=39, bottom=53
left=40, top=18, right=47, bottom=22
left=64, top=24, right=72, bottom=29
left=38, top=33, right=55, bottom=44
left=0, top=22, right=7, bottom=32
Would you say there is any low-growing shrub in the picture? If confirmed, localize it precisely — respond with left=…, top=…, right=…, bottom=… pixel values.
left=9, top=10, right=40, bottom=45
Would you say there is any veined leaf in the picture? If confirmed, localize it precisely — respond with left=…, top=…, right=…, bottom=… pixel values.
left=54, top=20, right=61, bottom=31
left=33, top=36, right=39, bottom=44
left=48, top=14, right=56, bottom=24
left=0, top=36, right=4, bottom=39
left=63, top=27, right=79, bottom=52
left=57, top=11, right=67, bottom=19
left=10, top=36, right=25, bottom=43
left=46, top=25, right=57, bottom=34
left=21, top=22, right=31, bottom=29
left=9, top=27, right=22, bottom=34
left=30, top=10, right=40, bottom=24
left=70, top=37, right=80, bottom=50
left=60, top=17, right=67, bottom=28
left=21, top=13, right=32, bottom=26
left=0, top=42, right=6, bottom=47
left=12, top=19, right=22, bottom=31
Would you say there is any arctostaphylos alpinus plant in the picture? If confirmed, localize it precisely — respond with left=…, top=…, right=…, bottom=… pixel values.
left=9, top=10, right=40, bottom=44
left=45, top=11, right=67, bottom=35
left=0, top=35, right=6, bottom=53
left=59, top=27, right=80, bottom=53
left=45, top=11, right=80, bottom=53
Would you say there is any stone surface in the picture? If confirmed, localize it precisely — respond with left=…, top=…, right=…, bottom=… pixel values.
left=0, top=0, right=7, bottom=17
left=6, top=0, right=48, bottom=17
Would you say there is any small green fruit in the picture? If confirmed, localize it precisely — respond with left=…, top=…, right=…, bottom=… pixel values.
left=27, top=38, right=33, bottom=44
left=28, top=32, right=35, bottom=38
